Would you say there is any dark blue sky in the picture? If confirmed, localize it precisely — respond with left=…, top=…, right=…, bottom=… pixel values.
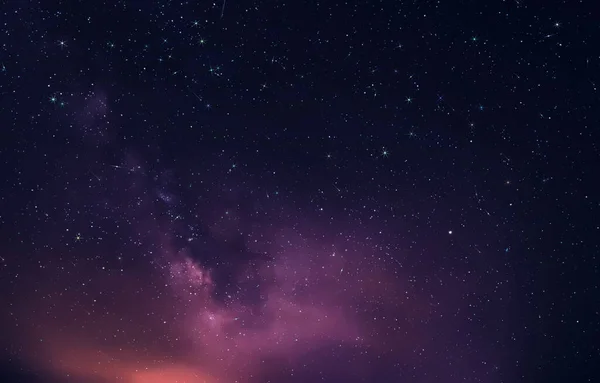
left=0, top=1, right=598, bottom=382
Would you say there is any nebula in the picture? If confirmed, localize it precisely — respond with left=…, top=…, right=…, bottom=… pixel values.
left=0, top=153, right=438, bottom=383
left=2, top=166, right=445, bottom=383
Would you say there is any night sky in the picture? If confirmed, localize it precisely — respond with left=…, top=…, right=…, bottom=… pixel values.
left=0, top=1, right=598, bottom=382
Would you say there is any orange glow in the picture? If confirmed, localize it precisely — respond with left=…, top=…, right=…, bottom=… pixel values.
left=130, top=366, right=215, bottom=383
